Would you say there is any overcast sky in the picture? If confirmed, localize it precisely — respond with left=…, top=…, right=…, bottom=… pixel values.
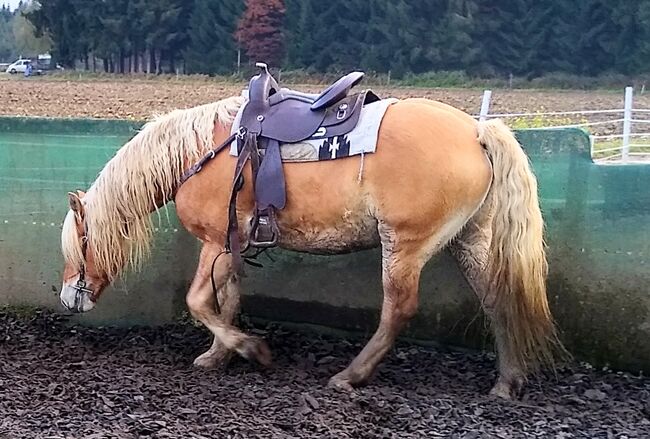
left=4, top=0, right=24, bottom=11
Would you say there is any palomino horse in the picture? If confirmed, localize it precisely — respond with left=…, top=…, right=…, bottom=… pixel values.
left=59, top=95, right=565, bottom=399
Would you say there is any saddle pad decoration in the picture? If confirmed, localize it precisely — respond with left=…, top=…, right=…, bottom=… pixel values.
left=230, top=95, right=398, bottom=162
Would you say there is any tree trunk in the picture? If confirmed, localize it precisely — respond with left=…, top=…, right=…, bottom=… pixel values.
left=149, top=48, right=156, bottom=74
left=103, top=58, right=108, bottom=73
left=84, top=54, right=89, bottom=71
left=132, top=46, right=138, bottom=73
left=92, top=55, right=97, bottom=73
left=119, top=49, right=125, bottom=74
left=155, top=49, right=161, bottom=74
left=169, top=52, right=176, bottom=74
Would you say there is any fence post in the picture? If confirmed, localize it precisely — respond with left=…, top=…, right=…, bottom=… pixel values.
left=479, top=90, right=492, bottom=122
left=622, top=86, right=633, bottom=163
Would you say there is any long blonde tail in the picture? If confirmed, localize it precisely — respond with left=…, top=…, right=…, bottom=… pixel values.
left=478, top=119, right=567, bottom=373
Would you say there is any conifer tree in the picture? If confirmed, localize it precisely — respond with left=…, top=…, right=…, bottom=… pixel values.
left=25, top=0, right=81, bottom=67
left=636, top=0, right=650, bottom=73
left=185, top=0, right=243, bottom=74
left=19, top=0, right=650, bottom=78
left=0, top=8, right=15, bottom=61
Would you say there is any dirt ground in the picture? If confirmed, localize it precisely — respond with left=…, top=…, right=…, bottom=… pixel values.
left=1, top=76, right=649, bottom=122
left=1, top=310, right=648, bottom=438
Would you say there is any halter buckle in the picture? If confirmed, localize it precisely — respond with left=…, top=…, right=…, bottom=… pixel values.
left=73, top=279, right=94, bottom=297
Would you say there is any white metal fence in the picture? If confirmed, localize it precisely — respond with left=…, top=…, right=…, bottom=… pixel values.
left=474, top=86, right=650, bottom=164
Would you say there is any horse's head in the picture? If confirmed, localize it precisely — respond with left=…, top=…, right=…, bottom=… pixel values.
left=60, top=190, right=110, bottom=313
left=56, top=97, right=245, bottom=314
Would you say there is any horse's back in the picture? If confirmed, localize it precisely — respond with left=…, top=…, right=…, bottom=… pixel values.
left=276, top=98, right=492, bottom=253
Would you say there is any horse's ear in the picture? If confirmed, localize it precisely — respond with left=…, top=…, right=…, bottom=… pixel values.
left=68, top=191, right=85, bottom=216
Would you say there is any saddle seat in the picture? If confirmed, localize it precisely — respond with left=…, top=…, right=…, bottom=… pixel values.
left=227, top=63, right=379, bottom=268
left=239, top=65, right=374, bottom=144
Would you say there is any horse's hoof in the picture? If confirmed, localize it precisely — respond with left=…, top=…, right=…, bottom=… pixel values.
left=193, top=355, right=219, bottom=370
left=328, top=375, right=356, bottom=393
left=193, top=350, right=232, bottom=370
left=489, top=384, right=512, bottom=400
left=239, top=337, right=272, bottom=367
left=490, top=381, right=518, bottom=401
left=490, top=375, right=525, bottom=400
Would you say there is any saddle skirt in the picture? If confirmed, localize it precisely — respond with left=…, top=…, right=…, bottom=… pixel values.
left=230, top=89, right=398, bottom=163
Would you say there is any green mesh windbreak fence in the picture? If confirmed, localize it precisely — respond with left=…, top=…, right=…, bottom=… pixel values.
left=1, top=118, right=648, bottom=372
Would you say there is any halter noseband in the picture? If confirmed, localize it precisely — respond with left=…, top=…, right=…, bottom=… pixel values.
left=73, top=220, right=95, bottom=300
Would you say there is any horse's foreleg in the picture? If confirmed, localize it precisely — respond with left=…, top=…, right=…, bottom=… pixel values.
left=186, top=244, right=271, bottom=368
left=329, top=239, right=422, bottom=391
left=450, top=205, right=526, bottom=399
left=192, top=273, right=241, bottom=368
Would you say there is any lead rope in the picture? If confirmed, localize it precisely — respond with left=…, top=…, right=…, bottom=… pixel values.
left=209, top=250, right=227, bottom=315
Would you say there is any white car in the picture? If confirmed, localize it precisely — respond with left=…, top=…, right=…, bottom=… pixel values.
left=5, top=59, right=43, bottom=75
left=6, top=59, right=30, bottom=74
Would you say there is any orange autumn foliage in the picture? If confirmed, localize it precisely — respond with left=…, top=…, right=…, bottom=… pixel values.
left=235, top=0, right=286, bottom=68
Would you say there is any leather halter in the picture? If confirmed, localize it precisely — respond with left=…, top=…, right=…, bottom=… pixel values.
left=73, top=219, right=95, bottom=300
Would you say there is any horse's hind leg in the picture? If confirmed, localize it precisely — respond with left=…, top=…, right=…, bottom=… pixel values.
left=329, top=224, right=436, bottom=391
left=186, top=243, right=271, bottom=368
left=449, top=203, right=526, bottom=399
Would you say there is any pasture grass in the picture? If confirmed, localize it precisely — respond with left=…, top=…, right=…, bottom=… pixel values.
left=500, top=114, right=650, bottom=162
left=397, top=71, right=648, bottom=91
left=591, top=138, right=650, bottom=160
left=6, top=68, right=650, bottom=92
left=20, top=70, right=244, bottom=84
left=506, top=114, right=590, bottom=130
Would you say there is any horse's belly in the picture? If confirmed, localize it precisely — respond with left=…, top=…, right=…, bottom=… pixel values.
left=277, top=210, right=380, bottom=255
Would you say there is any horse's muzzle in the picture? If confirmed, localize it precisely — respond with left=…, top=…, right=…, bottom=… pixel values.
left=60, top=284, right=96, bottom=313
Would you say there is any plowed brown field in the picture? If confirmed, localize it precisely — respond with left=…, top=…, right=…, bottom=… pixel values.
left=2, top=76, right=648, bottom=123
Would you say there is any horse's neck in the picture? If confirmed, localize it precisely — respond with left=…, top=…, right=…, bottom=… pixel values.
left=214, top=122, right=235, bottom=148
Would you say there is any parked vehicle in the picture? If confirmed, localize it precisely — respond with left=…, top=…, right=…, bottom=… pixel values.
left=35, top=53, right=63, bottom=72
left=4, top=55, right=62, bottom=75
left=5, top=59, right=33, bottom=74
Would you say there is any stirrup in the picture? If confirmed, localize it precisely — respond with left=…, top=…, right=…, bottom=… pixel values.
left=249, top=208, right=279, bottom=248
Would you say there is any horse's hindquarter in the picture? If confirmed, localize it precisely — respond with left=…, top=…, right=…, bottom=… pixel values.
left=279, top=99, right=493, bottom=255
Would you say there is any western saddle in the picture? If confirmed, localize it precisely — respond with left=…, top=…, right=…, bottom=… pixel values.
left=182, top=62, right=380, bottom=271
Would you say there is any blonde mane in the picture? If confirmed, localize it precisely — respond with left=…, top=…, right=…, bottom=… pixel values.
left=61, top=95, right=245, bottom=280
